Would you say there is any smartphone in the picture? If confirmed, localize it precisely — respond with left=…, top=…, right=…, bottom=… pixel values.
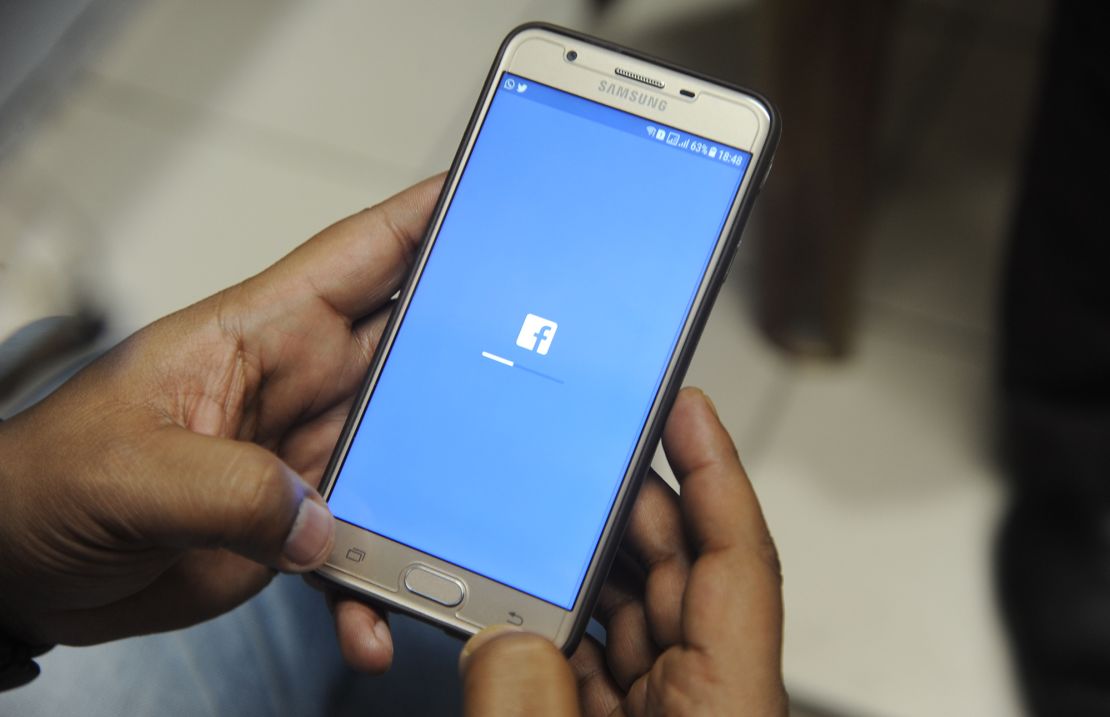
left=316, top=23, right=778, bottom=652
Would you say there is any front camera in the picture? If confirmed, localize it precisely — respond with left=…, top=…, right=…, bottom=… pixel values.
left=566, top=50, right=578, bottom=62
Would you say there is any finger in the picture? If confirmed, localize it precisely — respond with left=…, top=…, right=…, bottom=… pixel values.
left=662, top=387, right=783, bottom=680
left=129, top=426, right=335, bottom=573
left=569, top=636, right=623, bottom=717
left=460, top=627, right=581, bottom=717
left=621, top=471, right=690, bottom=648
left=594, top=554, right=656, bottom=691
left=329, top=592, right=394, bottom=674
left=274, top=303, right=393, bottom=485
left=49, top=549, right=273, bottom=645
left=349, top=298, right=397, bottom=373
left=591, top=474, right=690, bottom=692
left=278, top=396, right=358, bottom=488
left=663, top=387, right=773, bottom=562
left=264, top=175, right=443, bottom=321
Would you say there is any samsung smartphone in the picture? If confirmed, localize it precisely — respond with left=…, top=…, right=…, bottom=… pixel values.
left=316, top=23, right=778, bottom=652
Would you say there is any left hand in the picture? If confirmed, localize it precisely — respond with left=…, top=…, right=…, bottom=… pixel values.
left=0, top=176, right=444, bottom=674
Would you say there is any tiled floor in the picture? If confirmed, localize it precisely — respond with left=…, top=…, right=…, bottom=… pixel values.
left=0, top=1, right=1049, bottom=715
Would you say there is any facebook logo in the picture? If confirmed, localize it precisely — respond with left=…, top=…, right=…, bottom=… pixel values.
left=516, top=314, right=558, bottom=355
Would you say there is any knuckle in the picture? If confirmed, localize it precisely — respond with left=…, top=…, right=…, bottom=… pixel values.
left=598, top=590, right=638, bottom=626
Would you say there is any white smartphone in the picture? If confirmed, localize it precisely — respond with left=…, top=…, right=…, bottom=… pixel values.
left=316, top=23, right=778, bottom=652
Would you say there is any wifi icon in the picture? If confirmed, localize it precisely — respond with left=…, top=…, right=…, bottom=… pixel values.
left=646, top=125, right=656, bottom=137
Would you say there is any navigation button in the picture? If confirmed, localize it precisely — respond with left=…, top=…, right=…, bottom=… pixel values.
left=345, top=548, right=366, bottom=563
left=404, top=565, right=465, bottom=607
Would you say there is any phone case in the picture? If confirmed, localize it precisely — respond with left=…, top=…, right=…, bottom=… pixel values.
left=319, top=22, right=780, bottom=654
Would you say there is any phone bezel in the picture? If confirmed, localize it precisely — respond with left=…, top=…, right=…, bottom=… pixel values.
left=315, top=22, right=779, bottom=653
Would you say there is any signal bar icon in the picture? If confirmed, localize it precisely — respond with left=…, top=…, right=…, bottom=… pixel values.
left=646, top=125, right=656, bottom=137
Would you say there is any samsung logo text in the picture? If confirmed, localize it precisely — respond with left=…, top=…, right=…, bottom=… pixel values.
left=597, top=81, right=668, bottom=111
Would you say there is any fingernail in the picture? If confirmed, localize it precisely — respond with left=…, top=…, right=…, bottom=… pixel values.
left=283, top=498, right=334, bottom=569
left=704, top=394, right=719, bottom=418
left=693, top=387, right=719, bottom=418
left=372, top=619, right=393, bottom=652
left=458, top=624, right=524, bottom=673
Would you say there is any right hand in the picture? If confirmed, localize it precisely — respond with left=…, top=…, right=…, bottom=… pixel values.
left=458, top=387, right=787, bottom=716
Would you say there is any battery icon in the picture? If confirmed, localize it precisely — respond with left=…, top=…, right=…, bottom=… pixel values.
left=708, top=146, right=717, bottom=158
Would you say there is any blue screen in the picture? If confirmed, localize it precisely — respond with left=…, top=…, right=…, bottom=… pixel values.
left=328, top=73, right=750, bottom=609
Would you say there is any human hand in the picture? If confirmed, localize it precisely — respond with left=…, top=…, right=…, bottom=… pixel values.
left=0, top=176, right=443, bottom=673
left=457, top=387, right=786, bottom=716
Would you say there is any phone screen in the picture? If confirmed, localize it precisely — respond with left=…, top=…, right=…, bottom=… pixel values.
left=328, top=72, right=751, bottom=610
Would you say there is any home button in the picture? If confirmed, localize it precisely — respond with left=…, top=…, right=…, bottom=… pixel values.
left=403, top=565, right=465, bottom=607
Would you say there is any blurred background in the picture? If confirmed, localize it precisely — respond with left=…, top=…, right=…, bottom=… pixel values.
left=0, top=0, right=1061, bottom=715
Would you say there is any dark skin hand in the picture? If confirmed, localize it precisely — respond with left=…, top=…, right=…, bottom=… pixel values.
left=0, top=176, right=445, bottom=671
left=0, top=177, right=786, bottom=713
left=458, top=387, right=787, bottom=716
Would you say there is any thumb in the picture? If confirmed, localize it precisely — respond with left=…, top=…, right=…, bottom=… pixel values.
left=459, top=627, right=581, bottom=717
left=129, top=426, right=335, bottom=572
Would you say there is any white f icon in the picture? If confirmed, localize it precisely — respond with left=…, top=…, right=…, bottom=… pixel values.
left=516, top=314, right=558, bottom=355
